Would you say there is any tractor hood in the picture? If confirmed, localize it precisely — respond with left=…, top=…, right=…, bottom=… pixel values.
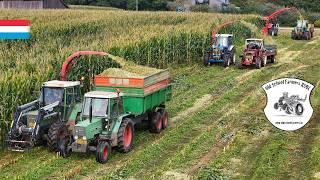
left=74, top=117, right=103, bottom=140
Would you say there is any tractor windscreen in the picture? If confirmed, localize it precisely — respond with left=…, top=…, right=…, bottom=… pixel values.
left=42, top=87, right=64, bottom=105
left=83, top=98, right=109, bottom=117
left=214, top=37, right=228, bottom=48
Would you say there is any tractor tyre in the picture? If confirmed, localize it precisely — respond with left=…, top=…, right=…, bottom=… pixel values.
left=255, top=57, right=262, bottom=69
left=96, top=141, right=111, bottom=164
left=262, top=56, right=267, bottom=67
left=274, top=103, right=279, bottom=110
left=158, top=109, right=169, bottom=129
left=285, top=105, right=293, bottom=115
left=295, top=104, right=304, bottom=115
left=47, top=121, right=69, bottom=152
left=204, top=53, right=210, bottom=66
left=149, top=112, right=162, bottom=133
left=231, top=49, right=236, bottom=64
left=58, top=138, right=72, bottom=158
left=270, top=55, right=275, bottom=63
left=223, top=54, right=231, bottom=67
left=117, top=118, right=134, bottom=153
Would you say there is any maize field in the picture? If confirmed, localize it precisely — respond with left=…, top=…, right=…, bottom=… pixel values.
left=0, top=7, right=320, bottom=179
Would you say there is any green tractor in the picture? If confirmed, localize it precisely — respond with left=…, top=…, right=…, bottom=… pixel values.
left=6, top=80, right=82, bottom=151
left=291, top=20, right=315, bottom=40
left=58, top=67, right=172, bottom=163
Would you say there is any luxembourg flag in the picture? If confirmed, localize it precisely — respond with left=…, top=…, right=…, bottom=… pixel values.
left=0, top=20, right=30, bottom=40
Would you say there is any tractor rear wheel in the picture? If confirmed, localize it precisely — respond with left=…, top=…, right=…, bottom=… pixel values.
left=47, top=121, right=69, bottom=151
left=255, top=57, right=262, bottom=69
left=150, top=112, right=162, bottom=133
left=295, top=104, right=304, bottom=115
left=204, top=53, right=210, bottom=66
left=117, top=118, right=134, bottom=153
left=96, top=141, right=111, bottom=164
left=223, top=55, right=230, bottom=67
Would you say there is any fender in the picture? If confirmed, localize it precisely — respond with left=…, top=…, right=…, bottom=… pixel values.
left=228, top=45, right=234, bottom=52
left=110, top=113, right=132, bottom=146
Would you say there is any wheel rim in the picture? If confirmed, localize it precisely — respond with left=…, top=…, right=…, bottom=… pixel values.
left=233, top=54, right=236, bottom=63
left=156, top=115, right=162, bottom=130
left=298, top=105, right=303, bottom=113
left=103, top=146, right=108, bottom=160
left=124, top=125, right=132, bottom=147
left=163, top=112, right=168, bottom=127
left=264, top=57, right=267, bottom=65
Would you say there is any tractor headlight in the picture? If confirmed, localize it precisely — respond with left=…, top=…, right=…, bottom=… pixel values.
left=74, top=135, right=78, bottom=140
left=82, top=136, right=87, bottom=140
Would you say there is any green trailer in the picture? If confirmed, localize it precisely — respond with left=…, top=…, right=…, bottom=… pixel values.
left=59, top=69, right=172, bottom=163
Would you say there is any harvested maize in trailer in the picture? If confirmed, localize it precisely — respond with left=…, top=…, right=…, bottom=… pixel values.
left=102, top=55, right=161, bottom=77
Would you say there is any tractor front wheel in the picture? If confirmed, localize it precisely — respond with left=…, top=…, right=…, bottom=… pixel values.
left=150, top=112, right=162, bottom=133
left=96, top=141, right=111, bottom=164
left=117, top=118, right=134, bottom=153
left=47, top=121, right=69, bottom=151
left=274, top=103, right=279, bottom=110
left=255, top=57, right=262, bottom=69
left=262, top=56, right=267, bottom=67
left=58, top=138, right=71, bottom=158
left=223, top=55, right=230, bottom=67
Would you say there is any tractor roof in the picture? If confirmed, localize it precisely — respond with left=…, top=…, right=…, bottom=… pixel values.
left=84, top=91, right=123, bottom=99
left=43, top=80, right=80, bottom=88
left=246, top=38, right=263, bottom=41
left=215, top=34, right=233, bottom=38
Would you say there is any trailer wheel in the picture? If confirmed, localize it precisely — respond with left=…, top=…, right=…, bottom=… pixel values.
left=117, top=118, right=134, bottom=153
left=47, top=121, right=68, bottom=151
left=270, top=55, right=275, bottom=63
left=159, top=109, right=169, bottom=129
left=96, top=141, right=111, bottom=164
left=295, top=104, right=304, bottom=115
left=150, top=112, right=162, bottom=133
left=255, top=57, right=262, bottom=69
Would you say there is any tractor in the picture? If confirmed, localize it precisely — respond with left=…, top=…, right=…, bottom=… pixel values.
left=6, top=80, right=82, bottom=151
left=274, top=92, right=306, bottom=115
left=238, top=39, right=277, bottom=69
left=6, top=51, right=107, bottom=152
left=291, top=20, right=315, bottom=40
left=204, top=34, right=236, bottom=67
left=57, top=63, right=172, bottom=163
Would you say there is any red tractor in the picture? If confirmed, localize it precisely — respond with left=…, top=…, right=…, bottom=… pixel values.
left=237, top=39, right=277, bottom=69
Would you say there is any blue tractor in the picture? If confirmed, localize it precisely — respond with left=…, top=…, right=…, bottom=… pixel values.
left=204, top=34, right=236, bottom=67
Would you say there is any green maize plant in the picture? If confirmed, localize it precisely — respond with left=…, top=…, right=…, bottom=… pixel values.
left=0, top=9, right=260, bottom=144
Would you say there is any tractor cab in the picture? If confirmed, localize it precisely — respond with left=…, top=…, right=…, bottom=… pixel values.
left=296, top=20, right=309, bottom=29
left=212, top=34, right=233, bottom=50
left=245, top=39, right=263, bottom=50
left=71, top=91, right=124, bottom=153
